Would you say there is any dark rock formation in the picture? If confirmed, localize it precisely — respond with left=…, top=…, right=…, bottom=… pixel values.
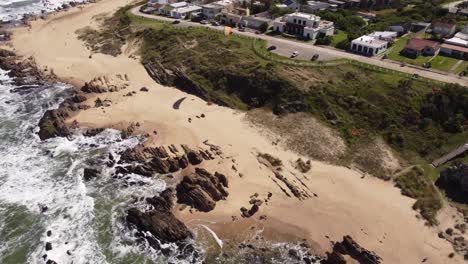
left=295, top=158, right=311, bottom=173
left=176, top=168, right=229, bottom=212
left=240, top=204, right=259, bottom=218
left=140, top=87, right=149, bottom=92
left=0, top=49, right=52, bottom=87
left=324, top=235, right=381, bottom=264
left=436, top=164, right=468, bottom=204
left=71, top=94, right=87, bottom=103
left=38, top=107, right=71, bottom=140
left=84, top=128, right=105, bottom=137
left=45, top=242, right=52, bottom=251
left=186, top=151, right=203, bottom=165
left=83, top=168, right=100, bottom=181
left=126, top=189, right=192, bottom=244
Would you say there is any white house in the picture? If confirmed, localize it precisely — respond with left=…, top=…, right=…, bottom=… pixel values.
left=350, top=35, right=388, bottom=56
left=170, top=5, right=202, bottom=19
left=159, top=1, right=188, bottom=16
left=367, top=31, right=397, bottom=42
left=273, top=12, right=334, bottom=40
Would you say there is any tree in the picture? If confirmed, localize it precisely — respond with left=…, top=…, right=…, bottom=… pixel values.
left=315, top=35, right=333, bottom=45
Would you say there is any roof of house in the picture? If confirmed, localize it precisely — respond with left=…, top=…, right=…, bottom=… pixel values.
left=368, top=31, right=397, bottom=39
left=283, top=0, right=297, bottom=6
left=445, top=36, right=468, bottom=47
left=213, top=0, right=232, bottom=7
left=174, top=5, right=202, bottom=13
left=432, top=21, right=456, bottom=29
left=405, top=38, right=440, bottom=51
left=352, top=35, right=388, bottom=47
left=356, top=11, right=377, bottom=17
left=170, top=1, right=187, bottom=8
left=455, top=32, right=468, bottom=40
left=306, top=1, right=329, bottom=8
left=286, top=12, right=318, bottom=20
left=328, top=0, right=345, bottom=4
left=441, top=43, right=468, bottom=53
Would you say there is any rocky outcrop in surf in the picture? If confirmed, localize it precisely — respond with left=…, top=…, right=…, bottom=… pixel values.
left=0, top=49, right=55, bottom=87
left=114, top=145, right=219, bottom=178
left=324, top=235, right=381, bottom=264
left=127, top=188, right=192, bottom=244
left=176, top=168, right=229, bottom=212
left=37, top=91, right=89, bottom=140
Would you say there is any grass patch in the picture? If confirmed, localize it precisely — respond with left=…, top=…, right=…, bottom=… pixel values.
left=386, top=33, right=433, bottom=66
left=330, top=30, right=348, bottom=47
left=430, top=55, right=461, bottom=72
left=395, top=166, right=443, bottom=225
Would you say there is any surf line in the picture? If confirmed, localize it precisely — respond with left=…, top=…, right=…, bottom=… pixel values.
left=200, top=224, right=223, bottom=249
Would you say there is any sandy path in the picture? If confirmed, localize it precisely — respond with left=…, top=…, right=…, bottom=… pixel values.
left=7, top=1, right=464, bottom=263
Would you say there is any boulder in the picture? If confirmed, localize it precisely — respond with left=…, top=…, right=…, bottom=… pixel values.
left=186, top=151, right=203, bottom=165
left=38, top=107, right=70, bottom=140
left=126, top=189, right=192, bottom=244
left=83, top=168, right=100, bottom=181
left=323, top=235, right=381, bottom=264
left=176, top=168, right=229, bottom=212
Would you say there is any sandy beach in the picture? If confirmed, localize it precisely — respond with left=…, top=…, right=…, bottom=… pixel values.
left=6, top=0, right=466, bottom=262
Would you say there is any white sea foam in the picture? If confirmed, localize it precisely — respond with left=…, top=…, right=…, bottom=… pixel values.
left=0, top=0, right=89, bottom=22
left=200, top=225, right=223, bottom=249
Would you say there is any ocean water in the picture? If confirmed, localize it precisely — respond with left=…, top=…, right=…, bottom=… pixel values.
left=0, top=0, right=88, bottom=22
left=0, top=69, right=184, bottom=264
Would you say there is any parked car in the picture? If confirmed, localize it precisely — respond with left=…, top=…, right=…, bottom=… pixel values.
left=211, top=21, right=220, bottom=26
left=200, top=20, right=209, bottom=25
left=311, top=54, right=319, bottom=61
left=423, top=62, right=431, bottom=69
left=238, top=27, right=245, bottom=32
left=267, top=45, right=276, bottom=51
left=291, top=51, right=299, bottom=58
left=172, top=20, right=180, bottom=24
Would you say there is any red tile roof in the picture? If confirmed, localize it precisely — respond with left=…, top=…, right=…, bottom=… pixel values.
left=405, top=38, right=440, bottom=51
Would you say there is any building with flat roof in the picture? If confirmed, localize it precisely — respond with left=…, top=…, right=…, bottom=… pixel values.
left=159, top=1, right=188, bottom=16
left=303, top=1, right=330, bottom=13
left=272, top=12, right=334, bottom=40
left=171, top=5, right=202, bottom=19
left=367, top=31, right=398, bottom=41
left=350, top=35, right=389, bottom=56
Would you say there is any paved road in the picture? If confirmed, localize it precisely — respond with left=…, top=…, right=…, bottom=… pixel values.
left=131, top=7, right=468, bottom=86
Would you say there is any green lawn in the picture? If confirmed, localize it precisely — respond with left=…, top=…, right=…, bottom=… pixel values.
left=331, top=30, right=348, bottom=47
left=386, top=33, right=433, bottom=66
left=386, top=34, right=463, bottom=72
left=454, top=60, right=468, bottom=74
left=430, top=55, right=461, bottom=72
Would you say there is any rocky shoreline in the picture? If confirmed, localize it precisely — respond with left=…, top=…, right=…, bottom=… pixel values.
left=0, top=37, right=384, bottom=264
